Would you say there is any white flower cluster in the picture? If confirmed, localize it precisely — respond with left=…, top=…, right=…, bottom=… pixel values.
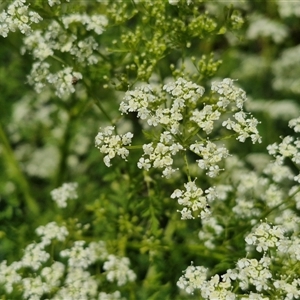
left=246, top=222, right=300, bottom=262
left=222, top=111, right=261, bottom=143
left=231, top=171, right=268, bottom=218
left=211, top=78, right=246, bottom=110
left=26, top=62, right=83, bottom=98
left=177, top=263, right=236, bottom=298
left=138, top=131, right=184, bottom=178
left=120, top=78, right=205, bottom=135
left=266, top=119, right=300, bottom=183
left=21, top=13, right=107, bottom=64
left=190, top=140, right=229, bottom=177
left=190, top=104, right=221, bottom=134
left=103, top=255, right=137, bottom=286
left=268, top=136, right=300, bottom=165
left=247, top=15, right=288, bottom=44
left=209, top=146, right=300, bottom=297
left=95, top=126, right=134, bottom=167
left=272, top=45, right=300, bottom=94
left=36, top=221, right=69, bottom=245
left=276, top=0, right=300, bottom=18
left=13, top=7, right=108, bottom=98
left=177, top=263, right=208, bottom=294
left=0, top=0, right=42, bottom=38
left=107, top=78, right=261, bottom=219
left=98, top=291, right=124, bottom=300
left=235, top=256, right=272, bottom=292
left=178, top=255, right=298, bottom=299
left=179, top=213, right=300, bottom=298
left=245, top=222, right=285, bottom=253
left=48, top=0, right=70, bottom=7
left=0, top=220, right=135, bottom=299
left=168, top=0, right=193, bottom=5
left=211, top=78, right=261, bottom=143
left=0, top=261, right=22, bottom=294
left=198, top=216, right=224, bottom=249
left=0, top=222, right=68, bottom=296
left=171, top=181, right=216, bottom=220
left=289, top=116, right=300, bottom=132
left=118, top=78, right=260, bottom=178
left=50, top=182, right=78, bottom=208
left=60, top=240, right=107, bottom=269
left=62, top=13, right=108, bottom=35
left=273, top=278, right=300, bottom=300
left=21, top=243, right=50, bottom=271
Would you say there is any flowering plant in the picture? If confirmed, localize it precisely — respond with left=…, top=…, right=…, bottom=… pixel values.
left=0, top=0, right=299, bottom=299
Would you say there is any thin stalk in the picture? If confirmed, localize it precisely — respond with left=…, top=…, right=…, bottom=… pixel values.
left=54, top=113, right=74, bottom=187
left=0, top=122, right=39, bottom=216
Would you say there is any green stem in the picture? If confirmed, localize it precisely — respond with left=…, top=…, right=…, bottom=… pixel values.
left=0, top=122, right=39, bottom=216
left=82, top=80, right=114, bottom=124
left=183, top=153, right=192, bottom=182
left=54, top=113, right=74, bottom=187
left=93, top=95, right=113, bottom=123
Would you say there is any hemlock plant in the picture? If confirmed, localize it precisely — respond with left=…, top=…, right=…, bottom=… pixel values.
left=0, top=0, right=299, bottom=299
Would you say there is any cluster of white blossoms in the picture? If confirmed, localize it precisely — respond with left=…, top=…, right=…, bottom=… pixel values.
left=190, top=104, right=221, bottom=135
left=231, top=171, right=267, bottom=218
left=178, top=251, right=299, bottom=299
left=246, top=222, right=300, bottom=262
left=266, top=116, right=300, bottom=183
left=222, top=111, right=261, bottom=143
left=198, top=216, right=224, bottom=249
left=177, top=263, right=237, bottom=298
left=98, top=291, right=124, bottom=300
left=118, top=78, right=261, bottom=173
left=177, top=263, right=208, bottom=294
left=138, top=131, right=184, bottom=178
left=60, top=240, right=108, bottom=269
left=245, top=222, right=285, bottom=253
left=211, top=78, right=261, bottom=143
left=48, top=0, right=70, bottom=7
left=120, top=78, right=205, bottom=135
left=36, top=221, right=69, bottom=245
left=103, top=255, right=137, bottom=286
left=190, top=140, right=229, bottom=177
left=62, top=13, right=108, bottom=35
left=276, top=0, right=300, bottom=18
left=272, top=45, right=300, bottom=95
left=97, top=77, right=262, bottom=219
left=22, top=13, right=106, bottom=97
left=210, top=77, right=247, bottom=110
left=246, top=15, right=288, bottom=44
left=235, top=256, right=272, bottom=292
left=289, top=116, right=300, bottom=132
left=50, top=182, right=78, bottom=208
left=0, top=0, right=42, bottom=38
left=1, top=1, right=108, bottom=99
left=120, top=78, right=261, bottom=169
left=178, top=117, right=300, bottom=297
left=0, top=222, right=68, bottom=296
left=26, top=62, right=83, bottom=98
left=95, top=126, right=134, bottom=167
left=0, top=181, right=137, bottom=297
left=0, top=220, right=135, bottom=299
left=178, top=215, right=300, bottom=298
left=171, top=181, right=216, bottom=220
left=169, top=0, right=193, bottom=5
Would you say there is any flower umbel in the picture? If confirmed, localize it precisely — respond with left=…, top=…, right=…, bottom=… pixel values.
left=103, top=255, right=136, bottom=286
left=50, top=182, right=78, bottom=208
left=171, top=181, right=215, bottom=219
left=95, top=126, right=133, bottom=167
